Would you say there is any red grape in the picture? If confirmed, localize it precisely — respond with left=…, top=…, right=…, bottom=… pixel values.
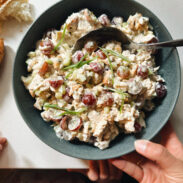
left=82, top=93, right=96, bottom=106
left=84, top=41, right=97, bottom=53
left=134, top=122, right=142, bottom=132
left=155, top=82, right=167, bottom=98
left=90, top=62, right=103, bottom=73
left=137, top=65, right=148, bottom=79
left=72, top=51, right=84, bottom=63
left=63, top=88, right=72, bottom=103
left=96, top=50, right=107, bottom=59
left=49, top=79, right=63, bottom=89
left=40, top=39, right=54, bottom=56
left=60, top=116, right=69, bottom=130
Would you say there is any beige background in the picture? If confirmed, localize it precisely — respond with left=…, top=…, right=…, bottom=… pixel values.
left=0, top=0, right=182, bottom=168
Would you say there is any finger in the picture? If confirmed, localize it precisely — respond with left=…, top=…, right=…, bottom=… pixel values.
left=108, top=161, right=122, bottom=180
left=99, top=160, right=109, bottom=180
left=0, top=137, right=7, bottom=145
left=67, top=169, right=88, bottom=176
left=110, top=158, right=143, bottom=182
left=0, top=144, right=2, bottom=151
left=122, top=151, right=145, bottom=165
left=116, top=168, right=123, bottom=180
left=161, top=121, right=183, bottom=159
left=87, top=160, right=99, bottom=181
left=135, top=140, right=178, bottom=169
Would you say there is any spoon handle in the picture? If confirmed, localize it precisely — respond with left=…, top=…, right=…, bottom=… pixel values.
left=145, top=39, right=183, bottom=48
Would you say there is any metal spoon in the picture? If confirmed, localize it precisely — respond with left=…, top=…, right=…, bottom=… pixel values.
left=72, top=27, right=183, bottom=53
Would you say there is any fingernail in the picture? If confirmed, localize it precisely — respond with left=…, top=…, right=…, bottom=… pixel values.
left=135, top=140, right=148, bottom=152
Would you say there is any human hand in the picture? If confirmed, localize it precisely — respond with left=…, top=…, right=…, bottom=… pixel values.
left=68, top=160, right=122, bottom=182
left=0, top=137, right=7, bottom=151
left=110, top=121, right=183, bottom=183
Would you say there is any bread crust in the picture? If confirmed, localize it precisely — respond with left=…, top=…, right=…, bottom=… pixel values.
left=0, top=0, right=31, bottom=22
left=0, top=0, right=12, bottom=14
left=0, top=38, right=5, bottom=63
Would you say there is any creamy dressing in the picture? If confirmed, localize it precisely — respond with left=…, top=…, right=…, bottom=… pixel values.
left=22, top=9, right=166, bottom=150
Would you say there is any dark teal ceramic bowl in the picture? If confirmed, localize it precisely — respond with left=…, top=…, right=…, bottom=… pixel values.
left=13, top=0, right=181, bottom=160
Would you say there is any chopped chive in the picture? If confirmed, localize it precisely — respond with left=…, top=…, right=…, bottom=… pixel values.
left=100, top=47, right=131, bottom=62
left=104, top=87, right=129, bottom=98
left=100, top=48, right=114, bottom=85
left=120, top=99, right=124, bottom=113
left=63, top=54, right=87, bottom=70
left=77, top=58, right=95, bottom=68
left=65, top=69, right=74, bottom=79
left=65, top=58, right=94, bottom=79
left=44, top=103, right=87, bottom=116
left=52, top=24, right=67, bottom=53
left=104, top=87, right=129, bottom=113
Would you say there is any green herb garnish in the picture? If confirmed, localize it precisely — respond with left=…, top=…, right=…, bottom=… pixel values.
left=100, top=48, right=114, bottom=84
left=64, top=55, right=97, bottom=79
left=63, top=54, right=87, bottom=70
left=100, top=47, right=131, bottom=62
left=120, top=99, right=124, bottom=113
left=104, top=87, right=129, bottom=113
left=44, top=103, right=87, bottom=116
left=52, top=24, right=67, bottom=53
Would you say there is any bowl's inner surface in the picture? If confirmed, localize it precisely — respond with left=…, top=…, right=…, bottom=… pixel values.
left=13, top=0, right=181, bottom=160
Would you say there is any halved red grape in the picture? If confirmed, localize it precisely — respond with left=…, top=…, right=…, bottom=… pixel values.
left=49, top=79, right=63, bottom=89
left=98, top=14, right=110, bottom=26
left=155, top=82, right=167, bottom=98
left=40, top=39, right=54, bottom=56
left=104, top=93, right=114, bottom=106
left=90, top=62, right=103, bottom=73
left=72, top=51, right=84, bottom=63
left=96, top=50, right=107, bottom=59
left=134, top=122, right=142, bottom=132
left=137, top=65, right=148, bottom=79
left=63, top=88, right=72, bottom=103
left=147, top=37, right=158, bottom=44
left=84, top=41, right=97, bottom=53
left=82, top=93, right=96, bottom=106
left=60, top=116, right=69, bottom=130
left=68, top=116, right=82, bottom=131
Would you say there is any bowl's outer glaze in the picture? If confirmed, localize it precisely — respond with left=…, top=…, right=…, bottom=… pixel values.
left=13, top=0, right=181, bottom=160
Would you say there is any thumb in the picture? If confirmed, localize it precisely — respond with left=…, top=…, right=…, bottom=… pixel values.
left=135, top=140, right=178, bottom=169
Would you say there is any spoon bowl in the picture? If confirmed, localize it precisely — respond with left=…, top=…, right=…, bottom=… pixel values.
left=73, top=27, right=183, bottom=53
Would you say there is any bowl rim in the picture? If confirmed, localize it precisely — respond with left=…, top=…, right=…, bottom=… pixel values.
left=13, top=0, right=181, bottom=160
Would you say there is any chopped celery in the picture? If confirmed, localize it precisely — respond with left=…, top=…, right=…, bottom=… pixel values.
left=46, top=60, right=53, bottom=64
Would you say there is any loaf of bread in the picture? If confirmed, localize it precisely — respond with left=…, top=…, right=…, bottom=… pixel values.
left=0, top=38, right=4, bottom=63
left=0, top=0, right=32, bottom=22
